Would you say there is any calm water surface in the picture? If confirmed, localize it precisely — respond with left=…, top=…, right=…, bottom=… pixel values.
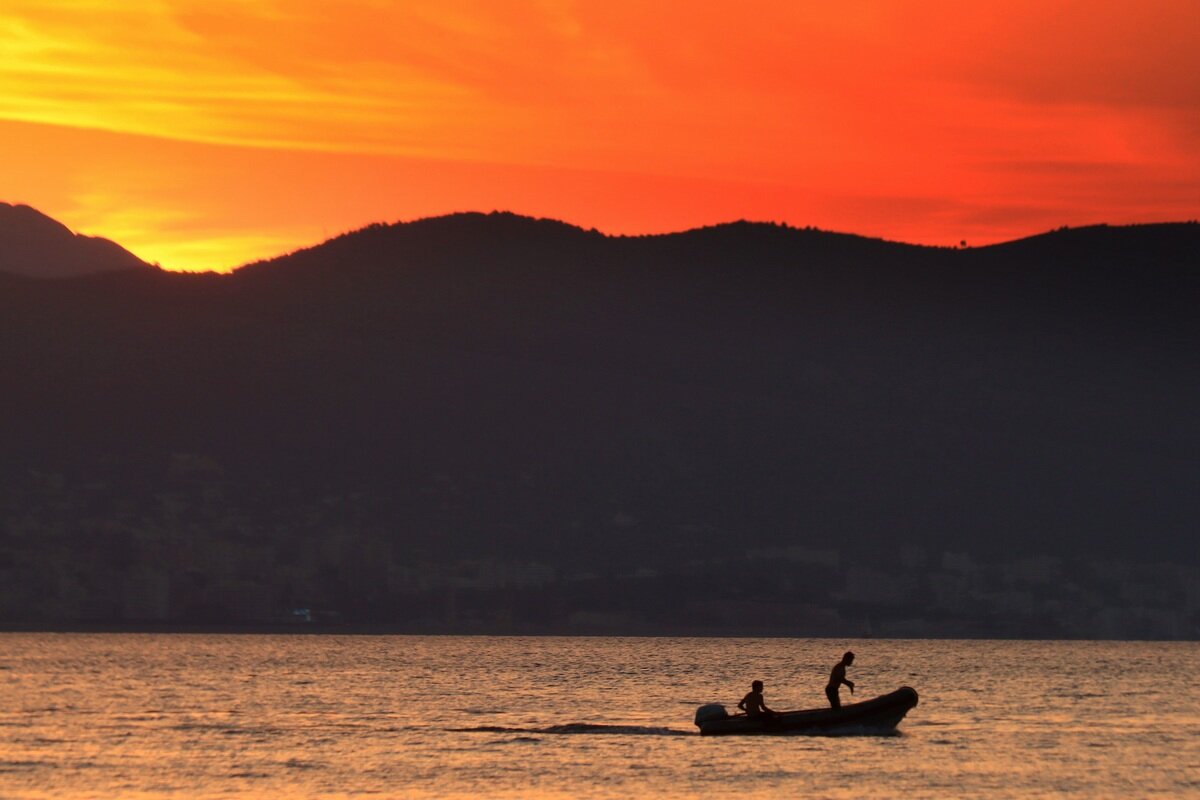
left=0, top=634, right=1197, bottom=798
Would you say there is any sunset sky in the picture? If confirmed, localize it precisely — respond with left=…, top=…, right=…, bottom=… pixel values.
left=2, top=1, right=1197, bottom=271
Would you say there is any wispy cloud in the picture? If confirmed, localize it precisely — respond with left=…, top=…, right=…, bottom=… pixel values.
left=0, top=1, right=476, bottom=154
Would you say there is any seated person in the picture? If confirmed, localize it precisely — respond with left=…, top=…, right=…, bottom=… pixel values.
left=738, top=680, right=775, bottom=717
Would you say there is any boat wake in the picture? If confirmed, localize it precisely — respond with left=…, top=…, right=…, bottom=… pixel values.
left=448, top=723, right=690, bottom=737
left=809, top=725, right=902, bottom=737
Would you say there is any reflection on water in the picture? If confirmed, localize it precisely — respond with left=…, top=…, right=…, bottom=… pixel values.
left=0, top=635, right=1197, bottom=798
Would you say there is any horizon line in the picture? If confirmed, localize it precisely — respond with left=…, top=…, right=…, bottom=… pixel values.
left=197, top=210, right=1200, bottom=275
left=5, top=200, right=1198, bottom=275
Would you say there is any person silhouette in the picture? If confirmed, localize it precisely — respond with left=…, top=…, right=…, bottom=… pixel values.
left=738, top=680, right=775, bottom=717
left=826, top=651, right=855, bottom=708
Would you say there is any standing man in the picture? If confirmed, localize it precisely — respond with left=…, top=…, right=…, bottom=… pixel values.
left=826, top=651, right=855, bottom=708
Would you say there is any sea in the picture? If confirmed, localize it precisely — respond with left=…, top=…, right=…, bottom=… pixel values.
left=0, top=634, right=1196, bottom=798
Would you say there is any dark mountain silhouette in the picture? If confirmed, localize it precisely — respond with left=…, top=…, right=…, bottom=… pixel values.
left=0, top=202, right=152, bottom=277
left=1, top=209, right=1197, bottom=632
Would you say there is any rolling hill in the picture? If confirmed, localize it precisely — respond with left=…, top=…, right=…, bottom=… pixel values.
left=1, top=209, right=1197, bottom=632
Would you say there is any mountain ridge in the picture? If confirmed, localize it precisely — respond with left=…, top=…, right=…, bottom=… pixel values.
left=236, top=210, right=1198, bottom=276
left=5, top=202, right=1196, bottom=278
left=0, top=202, right=153, bottom=278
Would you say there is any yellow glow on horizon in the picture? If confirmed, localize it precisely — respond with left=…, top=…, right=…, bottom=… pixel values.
left=64, top=191, right=301, bottom=272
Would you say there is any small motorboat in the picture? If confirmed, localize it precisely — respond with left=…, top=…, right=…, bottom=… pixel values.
left=694, top=686, right=918, bottom=736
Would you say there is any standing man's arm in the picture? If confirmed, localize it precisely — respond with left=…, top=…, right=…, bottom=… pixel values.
left=834, top=663, right=854, bottom=693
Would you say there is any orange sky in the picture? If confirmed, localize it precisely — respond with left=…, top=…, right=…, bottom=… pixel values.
left=2, top=0, right=1197, bottom=271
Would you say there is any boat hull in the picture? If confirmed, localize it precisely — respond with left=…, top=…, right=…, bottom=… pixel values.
left=696, top=686, right=919, bottom=736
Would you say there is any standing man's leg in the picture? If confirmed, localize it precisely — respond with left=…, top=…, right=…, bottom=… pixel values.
left=825, top=685, right=840, bottom=708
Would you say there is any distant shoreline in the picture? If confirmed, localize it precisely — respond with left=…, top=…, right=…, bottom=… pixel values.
left=0, top=622, right=1191, bottom=642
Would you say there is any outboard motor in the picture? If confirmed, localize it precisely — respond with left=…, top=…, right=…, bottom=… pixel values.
left=694, top=703, right=729, bottom=726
